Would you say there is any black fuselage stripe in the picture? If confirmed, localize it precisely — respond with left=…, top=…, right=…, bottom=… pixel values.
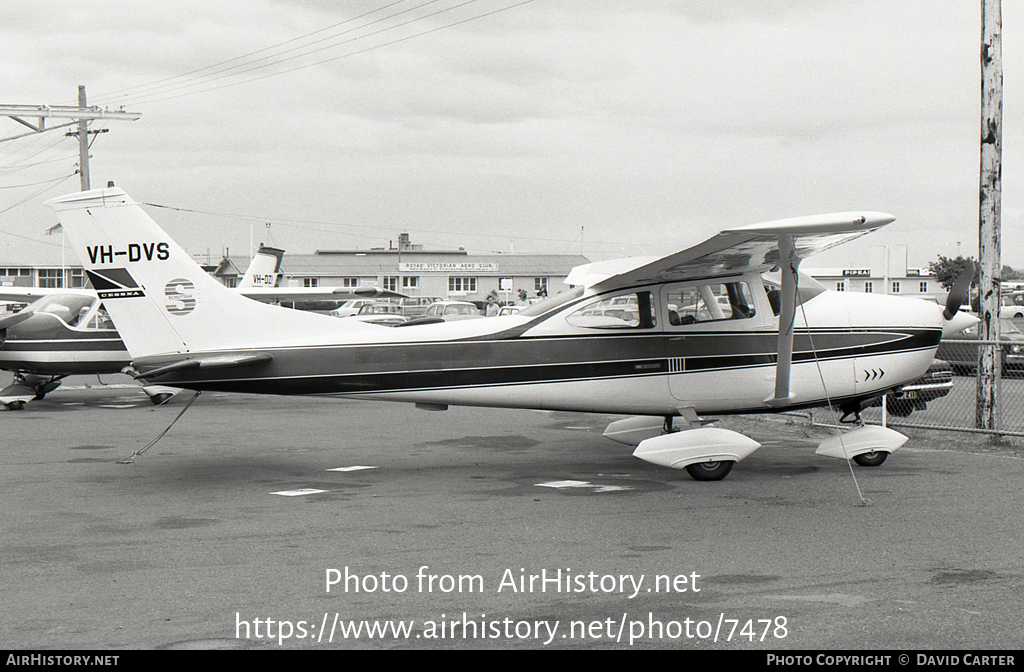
left=2, top=340, right=127, bottom=352
left=139, top=329, right=941, bottom=395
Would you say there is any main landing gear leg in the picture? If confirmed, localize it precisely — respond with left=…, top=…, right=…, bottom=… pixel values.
left=663, top=416, right=677, bottom=434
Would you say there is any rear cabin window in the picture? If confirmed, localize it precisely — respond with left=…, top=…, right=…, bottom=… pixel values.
left=565, top=292, right=656, bottom=329
left=665, top=282, right=755, bottom=326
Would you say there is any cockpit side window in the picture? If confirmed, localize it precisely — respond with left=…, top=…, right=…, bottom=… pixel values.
left=565, top=291, right=656, bottom=329
left=34, top=295, right=97, bottom=327
left=665, top=281, right=755, bottom=327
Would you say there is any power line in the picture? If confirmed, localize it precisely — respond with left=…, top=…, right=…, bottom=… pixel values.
left=0, top=173, right=77, bottom=216
left=0, top=172, right=79, bottom=251
left=0, top=153, right=78, bottom=174
left=95, top=0, right=415, bottom=105
left=97, top=0, right=535, bottom=108
left=0, top=173, right=77, bottom=190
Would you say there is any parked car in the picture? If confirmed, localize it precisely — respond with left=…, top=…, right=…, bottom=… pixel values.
left=383, top=296, right=443, bottom=317
left=867, top=358, right=953, bottom=416
left=1001, top=295, right=1024, bottom=319
left=348, top=302, right=407, bottom=326
left=496, top=305, right=521, bottom=317
left=330, top=299, right=376, bottom=317
left=421, top=300, right=482, bottom=321
left=936, top=317, right=1024, bottom=374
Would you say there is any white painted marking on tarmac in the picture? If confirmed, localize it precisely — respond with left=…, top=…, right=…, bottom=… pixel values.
left=326, top=466, right=377, bottom=472
left=99, top=404, right=138, bottom=409
left=271, top=488, right=328, bottom=497
left=536, top=480, right=631, bottom=493
left=64, top=384, right=142, bottom=390
left=537, top=480, right=592, bottom=489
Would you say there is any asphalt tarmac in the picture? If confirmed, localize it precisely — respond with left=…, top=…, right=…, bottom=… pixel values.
left=3, top=376, right=1023, bottom=651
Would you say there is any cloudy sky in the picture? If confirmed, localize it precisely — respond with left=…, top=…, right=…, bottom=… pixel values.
left=2, top=1, right=1021, bottom=272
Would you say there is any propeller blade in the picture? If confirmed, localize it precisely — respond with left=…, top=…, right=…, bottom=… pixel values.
left=943, top=260, right=975, bottom=320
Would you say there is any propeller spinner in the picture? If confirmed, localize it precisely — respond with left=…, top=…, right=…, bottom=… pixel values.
left=942, top=260, right=979, bottom=337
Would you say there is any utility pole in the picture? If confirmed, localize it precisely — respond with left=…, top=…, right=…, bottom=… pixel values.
left=978, top=0, right=1002, bottom=431
left=76, top=86, right=91, bottom=191
left=0, top=86, right=140, bottom=191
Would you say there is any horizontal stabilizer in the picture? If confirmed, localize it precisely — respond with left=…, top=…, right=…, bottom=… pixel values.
left=135, top=352, right=273, bottom=379
left=815, top=425, right=908, bottom=460
left=349, top=286, right=407, bottom=298
left=237, top=285, right=408, bottom=302
left=0, top=288, right=94, bottom=303
left=633, top=427, right=761, bottom=470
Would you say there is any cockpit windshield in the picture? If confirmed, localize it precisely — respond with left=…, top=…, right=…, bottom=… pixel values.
left=27, top=294, right=99, bottom=328
left=519, top=286, right=585, bottom=317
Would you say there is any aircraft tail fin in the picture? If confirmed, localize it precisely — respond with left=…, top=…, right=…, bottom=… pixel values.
left=237, top=244, right=284, bottom=289
left=46, top=188, right=356, bottom=360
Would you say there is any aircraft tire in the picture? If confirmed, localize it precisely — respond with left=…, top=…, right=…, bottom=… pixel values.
left=684, top=460, right=734, bottom=481
left=4, top=400, right=25, bottom=411
left=149, top=393, right=173, bottom=406
left=852, top=451, right=888, bottom=467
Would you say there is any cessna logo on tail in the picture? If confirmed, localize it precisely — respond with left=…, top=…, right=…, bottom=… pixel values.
left=86, top=269, right=144, bottom=299
left=164, top=278, right=197, bottom=316
left=87, top=242, right=170, bottom=264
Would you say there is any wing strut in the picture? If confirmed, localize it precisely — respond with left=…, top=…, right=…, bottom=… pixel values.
left=765, top=234, right=799, bottom=407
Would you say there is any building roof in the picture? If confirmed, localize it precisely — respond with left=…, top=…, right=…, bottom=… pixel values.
left=279, top=252, right=590, bottom=277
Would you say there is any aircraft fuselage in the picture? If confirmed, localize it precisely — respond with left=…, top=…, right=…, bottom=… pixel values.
left=0, top=297, right=128, bottom=376
left=130, top=275, right=942, bottom=417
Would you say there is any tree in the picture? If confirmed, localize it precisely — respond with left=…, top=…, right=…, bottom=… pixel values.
left=928, top=255, right=978, bottom=290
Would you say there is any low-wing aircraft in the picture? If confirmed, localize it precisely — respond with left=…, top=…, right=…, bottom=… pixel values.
left=0, top=243, right=403, bottom=409
left=45, top=187, right=976, bottom=479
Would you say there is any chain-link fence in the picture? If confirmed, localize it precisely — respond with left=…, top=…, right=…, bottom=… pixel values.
left=807, top=338, right=1024, bottom=436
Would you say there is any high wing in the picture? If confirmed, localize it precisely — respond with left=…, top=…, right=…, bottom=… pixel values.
left=568, top=212, right=895, bottom=291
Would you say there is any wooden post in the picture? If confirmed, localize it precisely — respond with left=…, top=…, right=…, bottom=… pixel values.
left=977, top=0, right=1002, bottom=430
left=77, top=85, right=90, bottom=191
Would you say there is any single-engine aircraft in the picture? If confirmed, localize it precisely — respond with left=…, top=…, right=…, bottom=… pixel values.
left=45, top=187, right=977, bottom=480
left=0, top=243, right=404, bottom=408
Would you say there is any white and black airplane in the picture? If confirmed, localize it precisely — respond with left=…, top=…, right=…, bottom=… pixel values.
left=45, top=187, right=976, bottom=480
